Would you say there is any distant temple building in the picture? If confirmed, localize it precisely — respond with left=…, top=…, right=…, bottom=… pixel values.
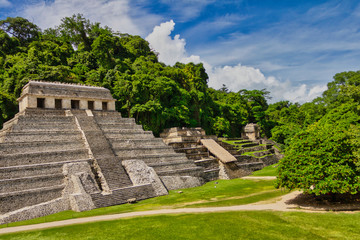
left=18, top=81, right=116, bottom=112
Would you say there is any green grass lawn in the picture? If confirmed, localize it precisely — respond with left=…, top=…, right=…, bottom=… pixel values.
left=0, top=178, right=285, bottom=229
left=251, top=164, right=278, bottom=176
left=2, top=211, right=360, bottom=240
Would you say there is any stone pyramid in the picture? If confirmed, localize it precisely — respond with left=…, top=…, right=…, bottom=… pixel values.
left=0, top=81, right=204, bottom=224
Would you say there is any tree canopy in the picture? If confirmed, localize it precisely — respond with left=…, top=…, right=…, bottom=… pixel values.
left=0, top=15, right=270, bottom=137
left=275, top=71, right=360, bottom=195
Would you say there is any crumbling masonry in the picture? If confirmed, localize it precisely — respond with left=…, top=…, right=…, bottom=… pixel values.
left=0, top=81, right=204, bottom=224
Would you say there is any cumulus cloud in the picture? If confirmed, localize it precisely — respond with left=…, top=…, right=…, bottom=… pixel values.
left=146, top=20, right=327, bottom=103
left=0, top=0, right=11, bottom=7
left=208, top=64, right=327, bottom=103
left=19, top=0, right=161, bottom=35
left=146, top=20, right=201, bottom=65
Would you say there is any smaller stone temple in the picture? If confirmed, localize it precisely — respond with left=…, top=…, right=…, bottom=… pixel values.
left=242, top=123, right=260, bottom=141
left=18, top=81, right=116, bottom=112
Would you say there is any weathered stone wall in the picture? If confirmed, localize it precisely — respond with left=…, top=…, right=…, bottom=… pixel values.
left=122, top=160, right=168, bottom=196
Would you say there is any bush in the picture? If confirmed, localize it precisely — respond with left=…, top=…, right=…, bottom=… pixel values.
left=275, top=103, right=360, bottom=195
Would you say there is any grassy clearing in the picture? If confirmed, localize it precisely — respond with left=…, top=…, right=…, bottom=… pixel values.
left=2, top=211, right=360, bottom=240
left=251, top=164, right=278, bottom=176
left=0, top=178, right=285, bottom=229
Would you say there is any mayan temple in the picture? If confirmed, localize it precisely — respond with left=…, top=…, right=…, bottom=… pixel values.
left=0, top=81, right=204, bottom=224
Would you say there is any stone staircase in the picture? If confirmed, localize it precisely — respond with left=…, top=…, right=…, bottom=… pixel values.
left=0, top=109, right=90, bottom=214
left=161, top=128, right=281, bottom=180
left=220, top=138, right=279, bottom=174
left=0, top=108, right=205, bottom=223
left=161, top=128, right=220, bottom=181
left=92, top=111, right=204, bottom=190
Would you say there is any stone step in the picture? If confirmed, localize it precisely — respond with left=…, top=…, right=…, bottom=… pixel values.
left=194, top=158, right=219, bottom=170
left=91, top=184, right=156, bottom=208
left=235, top=162, right=264, bottom=172
left=237, top=145, right=267, bottom=154
left=253, top=150, right=273, bottom=157
left=109, top=138, right=165, bottom=148
left=156, top=166, right=204, bottom=177
left=0, top=140, right=85, bottom=154
left=0, top=184, right=65, bottom=214
left=0, top=159, right=90, bottom=180
left=203, top=168, right=220, bottom=182
left=168, top=141, right=199, bottom=148
left=92, top=111, right=123, bottom=118
left=98, top=123, right=143, bottom=131
left=17, top=115, right=75, bottom=123
left=118, top=153, right=188, bottom=164
left=22, top=108, right=66, bottom=116
left=12, top=123, right=77, bottom=131
left=0, top=173, right=64, bottom=194
left=174, top=146, right=208, bottom=154
left=105, top=132, right=154, bottom=140
left=2, top=131, right=83, bottom=142
left=236, top=155, right=257, bottom=163
left=114, top=146, right=175, bottom=158
left=233, top=140, right=253, bottom=144
left=147, top=161, right=197, bottom=172
left=95, top=117, right=135, bottom=124
left=0, top=149, right=89, bottom=167
left=226, top=149, right=240, bottom=155
left=185, top=152, right=210, bottom=160
left=241, top=143, right=259, bottom=148
left=101, top=129, right=151, bottom=134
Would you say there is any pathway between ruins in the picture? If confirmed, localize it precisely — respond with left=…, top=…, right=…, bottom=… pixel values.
left=0, top=190, right=311, bottom=235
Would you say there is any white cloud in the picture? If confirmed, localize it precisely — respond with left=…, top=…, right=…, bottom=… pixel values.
left=146, top=20, right=201, bottom=65
left=0, top=0, right=11, bottom=7
left=19, top=0, right=161, bottom=35
left=146, top=21, right=327, bottom=103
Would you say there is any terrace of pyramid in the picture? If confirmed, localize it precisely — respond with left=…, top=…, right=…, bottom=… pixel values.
left=0, top=81, right=204, bottom=224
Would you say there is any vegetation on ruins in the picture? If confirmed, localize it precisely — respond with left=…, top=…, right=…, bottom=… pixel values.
left=1, top=15, right=360, bottom=196
left=0, top=15, right=270, bottom=137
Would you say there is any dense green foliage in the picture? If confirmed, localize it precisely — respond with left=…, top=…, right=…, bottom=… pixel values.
left=0, top=15, right=270, bottom=137
left=276, top=71, right=360, bottom=195
left=1, top=15, right=360, bottom=195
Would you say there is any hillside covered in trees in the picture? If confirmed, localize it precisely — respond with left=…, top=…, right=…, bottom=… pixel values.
left=0, top=15, right=359, bottom=148
left=0, top=15, right=273, bottom=138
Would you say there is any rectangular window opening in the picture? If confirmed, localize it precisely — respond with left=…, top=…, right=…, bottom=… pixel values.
left=71, top=100, right=80, bottom=109
left=102, top=102, right=108, bottom=111
left=37, top=98, right=45, bottom=109
left=55, top=99, right=62, bottom=109
left=88, top=101, right=94, bottom=110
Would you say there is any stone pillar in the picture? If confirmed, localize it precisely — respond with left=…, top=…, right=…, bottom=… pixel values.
left=63, top=99, right=71, bottom=109
left=108, top=101, right=115, bottom=111
left=79, top=100, right=87, bottom=110
left=45, top=97, right=55, bottom=109
left=28, top=96, right=37, bottom=109
left=94, top=101, right=102, bottom=110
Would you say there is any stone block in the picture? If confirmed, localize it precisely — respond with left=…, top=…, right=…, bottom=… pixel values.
left=122, top=160, right=168, bottom=196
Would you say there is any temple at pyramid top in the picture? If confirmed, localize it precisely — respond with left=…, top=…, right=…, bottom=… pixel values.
left=17, top=81, right=116, bottom=112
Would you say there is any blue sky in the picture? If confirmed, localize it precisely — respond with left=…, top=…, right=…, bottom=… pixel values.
left=1, top=0, right=360, bottom=103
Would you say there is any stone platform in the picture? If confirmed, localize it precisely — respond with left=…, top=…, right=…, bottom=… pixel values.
left=0, top=109, right=204, bottom=224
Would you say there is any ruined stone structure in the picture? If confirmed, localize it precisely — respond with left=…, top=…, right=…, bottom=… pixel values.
left=0, top=81, right=204, bottom=224
left=242, top=123, right=260, bottom=141
left=18, top=81, right=116, bottom=112
left=161, top=127, right=280, bottom=180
